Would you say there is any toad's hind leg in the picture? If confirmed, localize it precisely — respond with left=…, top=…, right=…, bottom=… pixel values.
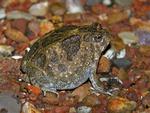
left=89, top=73, right=112, bottom=95
left=25, top=63, right=58, bottom=96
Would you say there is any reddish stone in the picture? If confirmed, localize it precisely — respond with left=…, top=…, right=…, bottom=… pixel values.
left=11, top=19, right=28, bottom=34
left=97, top=56, right=111, bottom=73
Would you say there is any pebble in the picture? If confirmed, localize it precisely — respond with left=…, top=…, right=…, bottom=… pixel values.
left=29, top=1, right=49, bottom=16
left=72, top=83, right=91, bottom=102
left=39, top=20, right=54, bottom=36
left=76, top=106, right=92, bottom=113
left=64, top=13, right=81, bottom=24
left=66, top=0, right=83, bottom=14
left=28, top=20, right=40, bottom=36
left=115, top=0, right=133, bottom=7
left=112, top=58, right=132, bottom=69
left=4, top=27, right=29, bottom=43
left=104, top=48, right=116, bottom=60
left=117, top=68, right=128, bottom=81
left=0, top=8, right=6, bottom=19
left=118, top=31, right=139, bottom=45
left=0, top=45, right=14, bottom=57
left=116, top=49, right=126, bottom=59
left=22, top=102, right=41, bottom=113
left=49, top=2, right=66, bottom=16
left=107, top=10, right=129, bottom=24
left=82, top=94, right=101, bottom=107
left=6, top=10, right=34, bottom=20
left=42, top=92, right=59, bottom=105
left=135, top=30, right=150, bottom=45
left=0, top=92, right=21, bottom=113
left=11, top=19, right=28, bottom=34
left=97, top=56, right=111, bottom=73
left=107, top=97, right=137, bottom=113
left=111, top=38, right=126, bottom=51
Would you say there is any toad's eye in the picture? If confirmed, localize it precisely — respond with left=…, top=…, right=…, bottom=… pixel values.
left=93, top=35, right=102, bottom=42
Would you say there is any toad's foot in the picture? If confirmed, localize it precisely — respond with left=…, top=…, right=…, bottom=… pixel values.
left=90, top=74, right=122, bottom=96
left=41, top=86, right=58, bottom=97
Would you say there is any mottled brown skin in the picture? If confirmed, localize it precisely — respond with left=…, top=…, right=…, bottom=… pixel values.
left=21, top=23, right=111, bottom=94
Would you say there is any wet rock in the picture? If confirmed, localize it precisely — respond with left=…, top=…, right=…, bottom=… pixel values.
left=6, top=10, right=34, bottom=20
left=0, top=92, right=21, bottom=113
left=97, top=56, right=111, bottom=73
left=0, top=45, right=14, bottom=57
left=0, top=8, right=6, bottom=19
left=72, top=83, right=91, bottom=102
left=118, top=31, right=139, bottom=45
left=76, top=106, right=92, bottom=113
left=135, top=30, right=150, bottom=45
left=49, top=2, right=66, bottom=16
left=82, top=94, right=101, bottom=107
left=112, top=58, right=132, bottom=69
left=29, top=1, right=49, bottom=16
left=107, top=97, right=137, bottom=113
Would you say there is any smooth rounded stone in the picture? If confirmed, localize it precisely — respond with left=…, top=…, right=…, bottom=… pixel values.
left=102, top=0, right=113, bottom=6
left=134, top=29, right=150, bottom=45
left=115, top=0, right=133, bottom=7
left=107, top=97, right=137, bottom=113
left=0, top=92, right=21, bottom=113
left=6, top=10, right=34, bottom=20
left=0, top=45, right=14, bottom=57
left=97, top=56, right=111, bottom=73
left=66, top=0, right=84, bottom=14
left=112, top=58, right=132, bottom=69
left=29, top=1, right=49, bottom=16
left=76, top=106, right=92, bottom=113
left=118, top=31, right=139, bottom=45
left=0, top=8, right=6, bottom=19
